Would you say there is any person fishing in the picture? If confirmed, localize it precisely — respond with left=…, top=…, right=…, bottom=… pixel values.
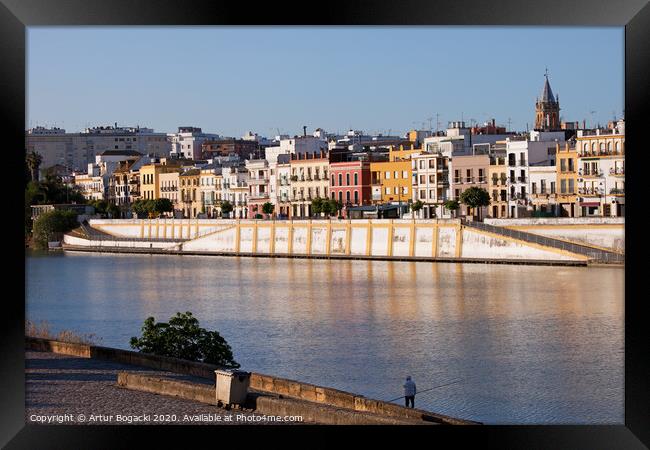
left=403, top=375, right=417, bottom=408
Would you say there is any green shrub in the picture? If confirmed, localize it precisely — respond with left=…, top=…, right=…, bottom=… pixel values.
left=130, top=312, right=240, bottom=368
left=32, top=209, right=78, bottom=249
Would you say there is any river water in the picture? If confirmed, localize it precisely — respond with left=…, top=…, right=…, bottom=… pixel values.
left=25, top=250, right=624, bottom=424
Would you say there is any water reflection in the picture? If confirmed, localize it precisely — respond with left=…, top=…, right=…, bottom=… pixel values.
left=26, top=251, right=623, bottom=424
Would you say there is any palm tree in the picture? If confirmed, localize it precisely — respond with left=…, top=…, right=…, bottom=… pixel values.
left=26, top=151, right=43, bottom=182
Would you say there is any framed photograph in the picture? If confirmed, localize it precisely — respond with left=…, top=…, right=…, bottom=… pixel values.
left=4, top=0, right=648, bottom=447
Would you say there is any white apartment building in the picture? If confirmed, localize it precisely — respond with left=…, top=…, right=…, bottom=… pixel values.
left=274, top=154, right=291, bottom=219
left=528, top=164, right=558, bottom=216
left=506, top=131, right=564, bottom=218
left=411, top=152, right=451, bottom=219
left=169, top=126, right=220, bottom=160
left=246, top=159, right=271, bottom=218
left=221, top=166, right=248, bottom=219
left=264, top=135, right=328, bottom=163
left=576, top=122, right=625, bottom=217
left=159, top=170, right=182, bottom=218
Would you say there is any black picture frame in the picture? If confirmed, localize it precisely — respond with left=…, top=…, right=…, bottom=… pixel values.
left=3, top=0, right=648, bottom=447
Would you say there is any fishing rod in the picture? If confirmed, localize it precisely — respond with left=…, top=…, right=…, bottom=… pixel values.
left=386, top=378, right=463, bottom=403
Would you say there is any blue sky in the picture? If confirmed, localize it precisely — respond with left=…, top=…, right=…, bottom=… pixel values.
left=27, top=27, right=623, bottom=137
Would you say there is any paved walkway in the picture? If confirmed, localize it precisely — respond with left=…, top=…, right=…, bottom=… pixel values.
left=25, top=351, right=295, bottom=425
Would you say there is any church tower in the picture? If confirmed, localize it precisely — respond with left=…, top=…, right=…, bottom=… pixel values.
left=535, top=69, right=560, bottom=131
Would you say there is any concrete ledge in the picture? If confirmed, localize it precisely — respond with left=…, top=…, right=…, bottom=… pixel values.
left=117, top=372, right=215, bottom=405
left=117, top=371, right=427, bottom=425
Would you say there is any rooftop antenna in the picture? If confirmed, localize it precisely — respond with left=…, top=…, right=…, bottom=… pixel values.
left=507, top=118, right=512, bottom=132
left=436, top=113, right=440, bottom=133
left=426, top=117, right=433, bottom=132
left=589, top=110, right=597, bottom=128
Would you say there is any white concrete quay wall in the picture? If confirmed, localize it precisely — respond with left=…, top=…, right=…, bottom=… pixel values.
left=484, top=218, right=624, bottom=253
left=73, top=219, right=587, bottom=262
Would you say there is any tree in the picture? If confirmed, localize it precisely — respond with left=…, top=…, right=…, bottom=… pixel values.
left=311, top=197, right=323, bottom=216
left=131, top=200, right=149, bottom=218
left=411, top=200, right=424, bottom=216
left=459, top=187, right=491, bottom=220
left=261, top=202, right=274, bottom=218
left=130, top=311, right=240, bottom=368
left=220, top=200, right=233, bottom=218
left=25, top=151, right=43, bottom=182
left=328, top=199, right=343, bottom=218
left=152, top=198, right=174, bottom=217
left=443, top=199, right=460, bottom=218
left=32, top=209, right=79, bottom=249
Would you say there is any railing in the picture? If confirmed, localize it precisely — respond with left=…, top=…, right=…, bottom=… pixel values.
left=518, top=159, right=527, bottom=166
left=78, top=222, right=188, bottom=243
left=610, top=188, right=625, bottom=195
left=579, top=169, right=603, bottom=177
left=578, top=188, right=602, bottom=195
left=609, top=168, right=625, bottom=176
left=462, top=220, right=624, bottom=264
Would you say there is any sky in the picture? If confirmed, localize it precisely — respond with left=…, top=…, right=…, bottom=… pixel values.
left=27, top=27, right=624, bottom=137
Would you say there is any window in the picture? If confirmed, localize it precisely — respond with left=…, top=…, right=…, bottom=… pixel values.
left=428, top=160, right=435, bottom=169
left=429, top=175, right=435, bottom=183
left=541, top=180, right=546, bottom=193
left=354, top=173, right=358, bottom=185
left=568, top=179, right=574, bottom=194
left=385, top=187, right=390, bottom=194
left=402, top=171, right=408, bottom=178
left=550, top=182, right=556, bottom=194
left=354, top=191, right=359, bottom=204
left=568, top=159, right=574, bottom=171
left=419, top=161, right=425, bottom=169
left=419, top=190, right=425, bottom=199
left=346, top=174, right=350, bottom=185
left=346, top=191, right=351, bottom=202
left=385, top=171, right=391, bottom=179
left=338, top=174, right=342, bottom=186
left=338, top=191, right=343, bottom=203
left=394, top=171, right=399, bottom=179
left=394, top=187, right=399, bottom=194
left=560, top=159, right=566, bottom=172
left=531, top=182, right=537, bottom=194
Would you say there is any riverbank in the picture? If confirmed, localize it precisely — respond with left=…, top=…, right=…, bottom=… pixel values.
left=26, top=337, right=478, bottom=425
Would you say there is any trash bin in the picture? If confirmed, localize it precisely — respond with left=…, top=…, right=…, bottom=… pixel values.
left=215, top=369, right=251, bottom=406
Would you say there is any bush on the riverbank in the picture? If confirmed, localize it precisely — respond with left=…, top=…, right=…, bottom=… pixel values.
left=31, top=210, right=79, bottom=249
left=130, top=312, right=240, bottom=368
left=26, top=320, right=102, bottom=345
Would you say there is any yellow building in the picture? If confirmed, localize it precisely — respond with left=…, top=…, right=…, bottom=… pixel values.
left=369, top=160, right=412, bottom=205
left=556, top=141, right=578, bottom=217
left=487, top=154, right=508, bottom=218
left=179, top=169, right=201, bottom=218
left=139, top=160, right=181, bottom=201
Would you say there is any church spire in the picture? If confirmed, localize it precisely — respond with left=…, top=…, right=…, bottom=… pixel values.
left=535, top=69, right=560, bottom=131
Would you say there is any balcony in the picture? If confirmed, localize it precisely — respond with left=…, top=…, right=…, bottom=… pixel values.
left=248, top=178, right=269, bottom=185
left=578, top=187, right=602, bottom=196
left=610, top=188, right=625, bottom=195
left=518, top=159, right=527, bottom=166
left=578, top=169, right=603, bottom=177
left=249, top=192, right=270, bottom=200
left=609, top=167, right=625, bottom=176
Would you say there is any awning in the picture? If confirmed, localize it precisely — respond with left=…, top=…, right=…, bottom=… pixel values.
left=580, top=202, right=600, bottom=207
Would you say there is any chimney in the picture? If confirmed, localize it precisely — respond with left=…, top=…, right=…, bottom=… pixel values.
left=303, top=126, right=307, bottom=137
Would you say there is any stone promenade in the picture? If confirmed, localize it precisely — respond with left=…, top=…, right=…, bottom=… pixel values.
left=25, top=351, right=300, bottom=425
